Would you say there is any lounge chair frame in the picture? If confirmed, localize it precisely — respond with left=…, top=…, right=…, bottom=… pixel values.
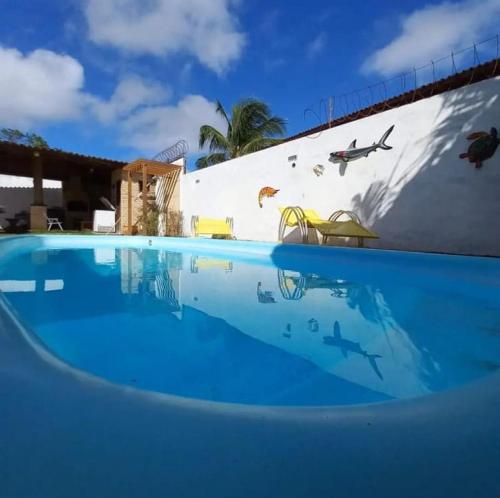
left=278, top=207, right=376, bottom=247
left=278, top=207, right=308, bottom=244
left=277, top=269, right=306, bottom=300
left=325, top=209, right=364, bottom=246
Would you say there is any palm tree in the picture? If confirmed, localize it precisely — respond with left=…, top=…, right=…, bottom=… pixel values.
left=196, top=99, right=286, bottom=168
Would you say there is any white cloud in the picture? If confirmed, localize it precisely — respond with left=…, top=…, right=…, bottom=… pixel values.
left=306, top=32, right=327, bottom=59
left=120, top=94, right=227, bottom=154
left=363, top=0, right=500, bottom=76
left=93, top=76, right=170, bottom=123
left=0, top=44, right=224, bottom=157
left=0, top=46, right=90, bottom=128
left=84, top=0, right=245, bottom=75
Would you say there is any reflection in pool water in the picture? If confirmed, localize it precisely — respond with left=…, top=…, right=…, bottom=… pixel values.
left=0, top=247, right=500, bottom=406
left=324, top=321, right=384, bottom=380
left=257, top=281, right=277, bottom=304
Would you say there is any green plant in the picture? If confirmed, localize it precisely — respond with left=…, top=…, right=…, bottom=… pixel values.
left=165, top=210, right=184, bottom=237
left=140, top=205, right=161, bottom=236
left=0, top=128, right=49, bottom=148
left=196, top=99, right=286, bottom=168
left=138, top=203, right=184, bottom=237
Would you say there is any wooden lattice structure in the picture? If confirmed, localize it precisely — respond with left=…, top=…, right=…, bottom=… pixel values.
left=122, top=159, right=182, bottom=235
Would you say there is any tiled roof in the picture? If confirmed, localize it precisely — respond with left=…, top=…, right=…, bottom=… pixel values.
left=0, top=140, right=127, bottom=166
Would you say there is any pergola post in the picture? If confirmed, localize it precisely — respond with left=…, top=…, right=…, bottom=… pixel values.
left=127, top=170, right=132, bottom=235
left=33, top=152, right=43, bottom=205
left=30, top=151, right=47, bottom=231
left=121, top=159, right=182, bottom=237
left=142, top=164, right=148, bottom=235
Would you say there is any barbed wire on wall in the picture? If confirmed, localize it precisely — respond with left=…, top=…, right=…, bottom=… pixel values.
left=303, top=34, right=500, bottom=138
left=152, top=139, right=189, bottom=164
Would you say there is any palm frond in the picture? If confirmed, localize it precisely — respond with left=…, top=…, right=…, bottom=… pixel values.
left=240, top=137, right=285, bottom=155
left=196, top=97, right=286, bottom=166
left=231, top=99, right=272, bottom=154
left=196, top=152, right=228, bottom=169
left=215, top=100, right=231, bottom=130
left=253, top=116, right=286, bottom=137
left=198, top=125, right=230, bottom=152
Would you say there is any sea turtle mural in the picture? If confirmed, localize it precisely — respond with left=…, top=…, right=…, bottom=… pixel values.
left=459, top=127, right=499, bottom=169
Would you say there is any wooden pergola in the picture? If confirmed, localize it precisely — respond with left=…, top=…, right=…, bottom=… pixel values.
left=122, top=159, right=182, bottom=235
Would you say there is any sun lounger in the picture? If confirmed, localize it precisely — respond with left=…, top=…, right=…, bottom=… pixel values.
left=191, top=216, right=234, bottom=239
left=190, top=255, right=233, bottom=273
left=278, top=207, right=378, bottom=247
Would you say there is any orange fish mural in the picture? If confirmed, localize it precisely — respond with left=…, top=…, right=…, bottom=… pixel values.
left=258, top=187, right=279, bottom=208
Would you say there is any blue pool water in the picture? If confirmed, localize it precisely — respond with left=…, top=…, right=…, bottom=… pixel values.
left=1, top=240, right=500, bottom=406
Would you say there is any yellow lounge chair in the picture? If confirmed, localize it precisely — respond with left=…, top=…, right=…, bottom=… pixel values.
left=190, top=255, right=233, bottom=273
left=278, top=207, right=378, bottom=247
left=191, top=216, right=234, bottom=239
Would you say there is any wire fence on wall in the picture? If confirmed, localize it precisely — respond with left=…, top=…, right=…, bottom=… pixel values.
left=303, top=34, right=500, bottom=132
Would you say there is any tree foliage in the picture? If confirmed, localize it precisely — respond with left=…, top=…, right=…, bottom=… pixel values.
left=196, top=99, right=286, bottom=168
left=0, top=128, right=49, bottom=148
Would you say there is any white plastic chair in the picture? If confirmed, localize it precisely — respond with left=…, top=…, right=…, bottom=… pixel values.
left=46, top=215, right=63, bottom=231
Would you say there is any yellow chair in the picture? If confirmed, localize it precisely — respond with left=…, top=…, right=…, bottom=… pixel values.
left=278, top=207, right=378, bottom=247
left=190, top=255, right=233, bottom=273
left=191, top=216, right=234, bottom=239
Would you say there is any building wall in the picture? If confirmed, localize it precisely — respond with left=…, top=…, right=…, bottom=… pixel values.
left=181, top=76, right=500, bottom=256
left=113, top=169, right=143, bottom=234
left=0, top=174, right=63, bottom=230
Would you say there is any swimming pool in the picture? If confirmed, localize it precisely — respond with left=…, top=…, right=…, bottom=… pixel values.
left=1, top=234, right=500, bottom=406
left=1, top=235, right=500, bottom=497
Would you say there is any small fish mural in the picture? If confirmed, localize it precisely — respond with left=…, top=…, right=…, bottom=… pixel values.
left=459, top=127, right=499, bottom=169
left=258, top=186, right=279, bottom=208
left=329, top=125, right=395, bottom=164
left=313, top=164, right=325, bottom=176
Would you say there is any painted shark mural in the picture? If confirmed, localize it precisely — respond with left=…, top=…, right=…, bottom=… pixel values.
left=329, top=125, right=395, bottom=164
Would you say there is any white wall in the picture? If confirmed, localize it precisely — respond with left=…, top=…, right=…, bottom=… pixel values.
left=0, top=175, right=63, bottom=229
left=181, top=77, right=500, bottom=256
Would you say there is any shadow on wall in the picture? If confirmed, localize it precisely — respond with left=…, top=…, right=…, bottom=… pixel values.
left=282, top=227, right=320, bottom=245
left=352, top=82, right=500, bottom=256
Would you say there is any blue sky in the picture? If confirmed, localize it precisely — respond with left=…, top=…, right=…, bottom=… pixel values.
left=1, top=0, right=499, bottom=169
